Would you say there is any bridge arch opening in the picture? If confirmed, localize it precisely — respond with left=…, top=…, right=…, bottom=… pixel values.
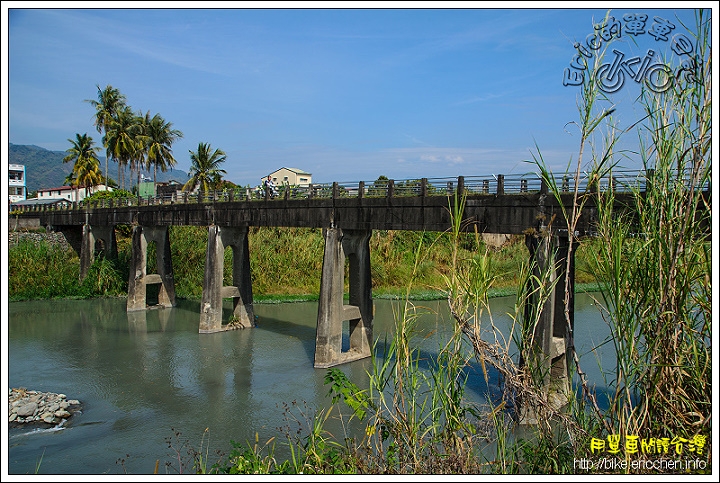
left=144, top=240, right=160, bottom=306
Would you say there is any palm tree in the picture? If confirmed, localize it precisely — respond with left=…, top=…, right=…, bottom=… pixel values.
left=132, top=110, right=151, bottom=190
left=183, top=142, right=227, bottom=194
left=105, top=106, right=141, bottom=190
left=144, top=111, right=183, bottom=182
left=75, top=157, right=104, bottom=197
left=63, top=133, right=102, bottom=201
left=86, top=85, right=126, bottom=191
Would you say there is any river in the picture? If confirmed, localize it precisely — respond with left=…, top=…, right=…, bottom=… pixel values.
left=6, top=293, right=612, bottom=475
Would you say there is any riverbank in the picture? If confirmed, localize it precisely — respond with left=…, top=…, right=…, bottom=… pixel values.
left=8, top=226, right=601, bottom=303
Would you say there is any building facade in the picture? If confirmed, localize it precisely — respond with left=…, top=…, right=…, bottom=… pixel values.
left=36, top=184, right=113, bottom=203
left=265, top=167, right=312, bottom=187
left=9, top=164, right=26, bottom=203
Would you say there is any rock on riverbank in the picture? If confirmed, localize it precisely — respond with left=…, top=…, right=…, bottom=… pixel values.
left=9, top=388, right=81, bottom=427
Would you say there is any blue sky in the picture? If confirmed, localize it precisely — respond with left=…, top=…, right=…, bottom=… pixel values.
left=2, top=3, right=712, bottom=188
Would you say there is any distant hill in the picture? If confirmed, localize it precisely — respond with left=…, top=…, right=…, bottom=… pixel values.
left=9, top=143, right=190, bottom=195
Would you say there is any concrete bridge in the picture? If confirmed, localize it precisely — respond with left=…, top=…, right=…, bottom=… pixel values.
left=13, top=170, right=708, bottom=416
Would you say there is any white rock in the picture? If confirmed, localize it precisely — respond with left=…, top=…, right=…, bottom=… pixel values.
left=16, top=402, right=38, bottom=417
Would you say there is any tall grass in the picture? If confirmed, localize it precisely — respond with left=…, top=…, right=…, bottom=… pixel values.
left=8, top=237, right=128, bottom=300
left=531, top=8, right=712, bottom=466
left=589, top=10, right=712, bottom=444
left=10, top=225, right=582, bottom=302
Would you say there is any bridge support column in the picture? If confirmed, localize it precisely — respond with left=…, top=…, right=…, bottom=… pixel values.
left=199, top=225, right=254, bottom=333
left=127, top=225, right=176, bottom=311
left=58, top=224, right=117, bottom=281
left=520, top=232, right=574, bottom=424
left=315, top=227, right=373, bottom=368
left=80, top=225, right=118, bottom=280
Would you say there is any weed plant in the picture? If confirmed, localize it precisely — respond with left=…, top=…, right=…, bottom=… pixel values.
left=532, top=8, right=712, bottom=469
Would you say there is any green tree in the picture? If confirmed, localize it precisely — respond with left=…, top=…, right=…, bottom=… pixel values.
left=183, top=142, right=227, bottom=193
left=105, top=106, right=142, bottom=190
left=143, top=111, right=184, bottom=183
left=86, top=84, right=126, bottom=191
left=63, top=133, right=102, bottom=200
left=132, top=110, right=151, bottom=190
left=368, top=175, right=389, bottom=197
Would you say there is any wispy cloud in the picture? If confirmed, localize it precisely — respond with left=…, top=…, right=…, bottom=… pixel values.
left=453, top=92, right=506, bottom=106
left=37, top=10, right=237, bottom=76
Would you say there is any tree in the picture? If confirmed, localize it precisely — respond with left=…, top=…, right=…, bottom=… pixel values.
left=105, top=106, right=142, bottom=190
left=132, top=110, right=151, bottom=190
left=183, top=142, right=227, bottom=193
left=86, top=85, right=126, bottom=191
left=368, top=175, right=390, bottom=197
left=143, top=111, right=183, bottom=183
left=63, top=133, right=102, bottom=201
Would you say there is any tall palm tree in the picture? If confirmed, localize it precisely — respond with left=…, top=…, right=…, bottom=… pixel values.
left=86, top=85, right=126, bottom=191
left=105, top=106, right=141, bottom=190
left=144, top=111, right=183, bottom=182
left=63, top=133, right=102, bottom=201
left=183, top=142, right=227, bottom=194
left=132, top=110, right=151, bottom=190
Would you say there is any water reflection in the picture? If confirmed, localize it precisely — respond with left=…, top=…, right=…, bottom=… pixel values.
left=7, top=293, right=612, bottom=475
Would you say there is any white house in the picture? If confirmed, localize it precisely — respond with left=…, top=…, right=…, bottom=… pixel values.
left=264, top=167, right=312, bottom=187
left=36, top=184, right=113, bottom=203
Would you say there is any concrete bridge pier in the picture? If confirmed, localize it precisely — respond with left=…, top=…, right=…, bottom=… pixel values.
left=58, top=224, right=118, bottom=281
left=199, top=225, right=254, bottom=333
left=80, top=225, right=118, bottom=280
left=314, top=227, right=374, bottom=368
left=127, top=225, right=176, bottom=311
left=520, top=231, right=575, bottom=424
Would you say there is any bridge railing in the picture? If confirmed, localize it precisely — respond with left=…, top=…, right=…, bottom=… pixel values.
left=10, top=169, right=710, bottom=213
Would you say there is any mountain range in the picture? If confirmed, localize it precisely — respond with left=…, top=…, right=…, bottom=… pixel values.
left=9, top=143, right=190, bottom=195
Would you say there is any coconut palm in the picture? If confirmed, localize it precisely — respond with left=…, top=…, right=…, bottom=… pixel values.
left=132, top=110, right=151, bottom=190
left=105, top=106, right=141, bottom=190
left=86, top=85, right=126, bottom=191
left=143, top=111, right=183, bottom=184
left=75, top=156, right=104, bottom=197
left=63, top=133, right=102, bottom=201
left=183, top=142, right=227, bottom=194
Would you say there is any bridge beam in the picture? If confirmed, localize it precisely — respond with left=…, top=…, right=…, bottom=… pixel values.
left=520, top=231, right=575, bottom=424
left=315, top=227, right=373, bottom=368
left=199, top=225, right=254, bottom=333
left=127, top=225, right=176, bottom=311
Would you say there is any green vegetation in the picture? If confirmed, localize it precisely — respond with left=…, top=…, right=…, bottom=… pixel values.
left=586, top=9, right=712, bottom=442
left=9, top=225, right=593, bottom=302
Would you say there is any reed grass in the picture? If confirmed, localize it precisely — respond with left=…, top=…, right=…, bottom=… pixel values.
left=588, top=9, right=712, bottom=445
left=529, top=7, right=712, bottom=469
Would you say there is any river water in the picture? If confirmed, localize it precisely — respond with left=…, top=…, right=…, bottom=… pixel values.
left=6, top=293, right=612, bottom=475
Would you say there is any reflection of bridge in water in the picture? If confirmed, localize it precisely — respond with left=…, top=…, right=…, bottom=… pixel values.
left=14, top=169, right=710, bottom=418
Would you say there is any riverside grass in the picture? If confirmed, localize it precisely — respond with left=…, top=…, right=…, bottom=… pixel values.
left=8, top=225, right=601, bottom=303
